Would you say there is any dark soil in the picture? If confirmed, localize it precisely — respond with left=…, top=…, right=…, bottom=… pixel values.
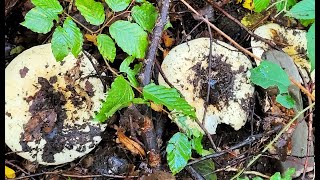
left=5, top=0, right=313, bottom=179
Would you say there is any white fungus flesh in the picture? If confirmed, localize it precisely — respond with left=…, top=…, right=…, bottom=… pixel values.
left=158, top=38, right=254, bottom=134
left=5, top=44, right=106, bottom=165
left=251, top=23, right=309, bottom=83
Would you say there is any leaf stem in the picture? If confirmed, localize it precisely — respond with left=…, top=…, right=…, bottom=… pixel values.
left=63, top=12, right=94, bottom=34
left=94, top=11, right=131, bottom=34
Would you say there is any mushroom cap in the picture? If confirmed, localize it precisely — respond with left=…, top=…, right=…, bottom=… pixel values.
left=158, top=38, right=254, bottom=134
left=5, top=44, right=106, bottom=165
left=251, top=23, right=309, bottom=82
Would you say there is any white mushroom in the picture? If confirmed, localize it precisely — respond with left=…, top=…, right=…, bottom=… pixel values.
left=5, top=44, right=106, bottom=165
left=251, top=23, right=309, bottom=83
left=158, top=38, right=254, bottom=134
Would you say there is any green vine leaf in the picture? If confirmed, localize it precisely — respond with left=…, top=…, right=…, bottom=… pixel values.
left=253, top=0, right=270, bottom=13
left=143, top=83, right=196, bottom=118
left=20, top=0, right=63, bottom=33
left=250, top=61, right=290, bottom=94
left=95, top=76, right=134, bottom=122
left=166, top=132, right=192, bottom=175
left=51, top=17, right=83, bottom=61
left=97, top=34, right=116, bottom=62
left=131, top=2, right=159, bottom=32
left=307, top=23, right=315, bottom=71
left=119, top=56, right=142, bottom=87
left=75, top=0, right=105, bottom=26
left=109, top=20, right=148, bottom=59
left=105, top=0, right=131, bottom=12
left=286, top=0, right=315, bottom=19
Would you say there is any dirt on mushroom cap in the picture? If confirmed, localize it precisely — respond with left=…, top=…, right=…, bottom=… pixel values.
left=5, top=44, right=107, bottom=165
left=158, top=38, right=254, bottom=134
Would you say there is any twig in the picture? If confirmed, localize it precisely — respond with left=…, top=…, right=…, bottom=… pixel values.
left=289, top=77, right=315, bottom=101
left=5, top=161, right=36, bottom=180
left=11, top=171, right=138, bottom=180
left=198, top=15, right=218, bottom=152
left=187, top=125, right=282, bottom=166
left=301, top=77, right=314, bottom=179
left=63, top=12, right=94, bottom=34
left=139, top=0, right=170, bottom=86
left=179, top=0, right=261, bottom=61
left=82, top=51, right=107, bottom=93
left=95, top=11, right=131, bottom=34
left=231, top=102, right=315, bottom=179
left=204, top=0, right=281, bottom=51
left=216, top=167, right=271, bottom=179
left=155, top=59, right=175, bottom=88
left=185, top=166, right=206, bottom=180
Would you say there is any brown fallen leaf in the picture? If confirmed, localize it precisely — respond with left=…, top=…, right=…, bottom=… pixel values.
left=150, top=102, right=163, bottom=112
left=162, top=31, right=175, bottom=48
left=85, top=34, right=97, bottom=46
left=116, top=127, right=146, bottom=157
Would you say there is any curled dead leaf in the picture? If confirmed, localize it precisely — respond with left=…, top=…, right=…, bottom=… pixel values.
left=116, top=128, right=146, bottom=157
left=85, top=34, right=97, bottom=46
left=162, top=31, right=175, bottom=48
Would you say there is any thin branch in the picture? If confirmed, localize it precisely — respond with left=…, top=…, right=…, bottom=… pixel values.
left=289, top=77, right=315, bottom=101
left=94, top=11, right=131, bottom=34
left=63, top=12, right=94, bottom=34
left=139, top=0, right=170, bottom=86
left=231, top=102, right=315, bottom=179
left=187, top=125, right=282, bottom=166
left=204, top=0, right=282, bottom=51
left=179, top=0, right=261, bottom=61
left=155, top=59, right=175, bottom=88
left=198, top=15, right=218, bottom=152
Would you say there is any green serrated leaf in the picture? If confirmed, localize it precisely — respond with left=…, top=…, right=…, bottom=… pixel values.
left=283, top=168, right=295, bottom=179
left=252, top=177, right=264, bottom=180
left=51, top=17, right=83, bottom=61
left=110, top=20, right=148, bottom=59
left=21, top=8, right=58, bottom=33
left=32, top=0, right=62, bottom=12
left=132, top=98, right=149, bottom=105
left=253, top=0, right=270, bottom=13
left=166, top=132, right=192, bottom=175
left=105, top=0, right=131, bottom=12
left=286, top=0, right=315, bottom=19
left=164, top=21, right=173, bottom=30
left=172, top=113, right=203, bottom=138
left=95, top=76, right=134, bottom=122
left=191, top=135, right=211, bottom=156
left=276, top=94, right=295, bottom=108
left=119, top=56, right=142, bottom=87
left=143, top=83, right=196, bottom=118
left=299, top=19, right=314, bottom=27
left=192, top=159, right=217, bottom=180
left=75, top=0, right=105, bottom=25
left=250, top=61, right=290, bottom=94
left=276, top=0, right=296, bottom=12
left=270, top=172, right=282, bottom=180
left=97, top=34, right=116, bottom=62
left=132, top=2, right=158, bottom=32
left=307, top=23, right=315, bottom=71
